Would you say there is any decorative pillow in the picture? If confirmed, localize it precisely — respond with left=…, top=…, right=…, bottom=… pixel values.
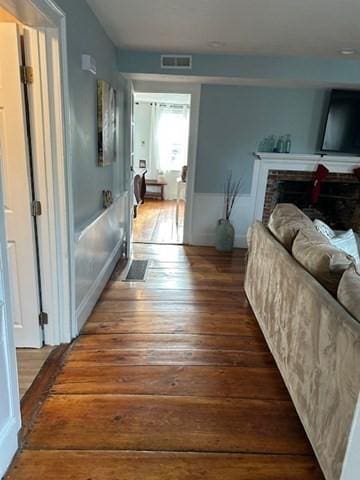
left=355, top=232, right=360, bottom=254
left=338, top=265, right=360, bottom=323
left=313, top=218, right=335, bottom=239
left=313, top=219, right=360, bottom=263
left=292, top=228, right=354, bottom=294
left=268, top=203, right=314, bottom=251
left=330, top=229, right=360, bottom=264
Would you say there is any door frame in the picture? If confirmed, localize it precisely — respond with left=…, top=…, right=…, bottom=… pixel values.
left=125, top=80, right=135, bottom=257
left=0, top=0, right=75, bottom=344
left=128, top=80, right=201, bottom=245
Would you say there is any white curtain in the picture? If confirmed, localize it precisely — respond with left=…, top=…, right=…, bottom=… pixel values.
left=149, top=103, right=190, bottom=175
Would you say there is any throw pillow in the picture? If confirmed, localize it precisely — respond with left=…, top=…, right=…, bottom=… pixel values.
left=330, top=229, right=360, bottom=264
left=292, top=228, right=354, bottom=294
left=313, top=218, right=335, bottom=239
left=313, top=219, right=360, bottom=264
left=268, top=203, right=314, bottom=251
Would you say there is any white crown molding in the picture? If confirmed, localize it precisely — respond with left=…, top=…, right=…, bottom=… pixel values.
left=255, top=152, right=360, bottom=164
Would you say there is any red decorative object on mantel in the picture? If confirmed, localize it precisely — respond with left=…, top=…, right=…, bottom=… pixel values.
left=353, top=167, right=360, bottom=180
left=311, top=164, right=329, bottom=205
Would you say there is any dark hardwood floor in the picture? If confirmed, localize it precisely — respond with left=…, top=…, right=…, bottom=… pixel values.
left=6, top=244, right=324, bottom=479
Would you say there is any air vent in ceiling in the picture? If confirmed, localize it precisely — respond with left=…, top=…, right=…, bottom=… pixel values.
left=161, top=55, right=192, bottom=69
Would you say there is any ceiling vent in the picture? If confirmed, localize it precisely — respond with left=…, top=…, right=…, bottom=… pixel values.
left=161, top=55, right=192, bottom=69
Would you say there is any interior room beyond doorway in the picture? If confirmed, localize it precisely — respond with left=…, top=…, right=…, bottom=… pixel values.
left=133, top=92, right=191, bottom=245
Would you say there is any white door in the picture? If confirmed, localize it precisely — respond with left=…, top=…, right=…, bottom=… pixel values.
left=0, top=141, right=21, bottom=477
left=0, top=23, right=42, bottom=348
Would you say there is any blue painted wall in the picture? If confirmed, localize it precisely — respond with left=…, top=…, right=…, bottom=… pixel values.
left=117, top=49, right=358, bottom=195
left=195, top=85, right=328, bottom=193
left=56, top=0, right=127, bottom=229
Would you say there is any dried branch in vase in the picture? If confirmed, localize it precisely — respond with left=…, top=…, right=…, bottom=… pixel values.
left=224, top=172, right=241, bottom=220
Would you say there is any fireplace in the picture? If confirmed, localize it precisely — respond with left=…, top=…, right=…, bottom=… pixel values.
left=263, top=170, right=360, bottom=232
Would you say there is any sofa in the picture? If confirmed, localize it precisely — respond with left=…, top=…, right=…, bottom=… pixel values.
left=245, top=204, right=360, bottom=480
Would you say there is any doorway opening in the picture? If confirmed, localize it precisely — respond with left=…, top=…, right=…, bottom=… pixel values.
left=132, top=92, right=191, bottom=245
left=0, top=0, right=72, bottom=411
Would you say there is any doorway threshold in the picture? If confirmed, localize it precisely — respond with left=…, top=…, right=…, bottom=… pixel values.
left=19, top=344, right=69, bottom=445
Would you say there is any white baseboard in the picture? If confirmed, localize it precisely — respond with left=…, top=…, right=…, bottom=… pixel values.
left=0, top=417, right=19, bottom=478
left=191, top=233, right=247, bottom=248
left=76, top=238, right=123, bottom=330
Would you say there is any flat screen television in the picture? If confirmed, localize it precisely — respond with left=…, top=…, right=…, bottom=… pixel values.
left=321, top=89, right=360, bottom=154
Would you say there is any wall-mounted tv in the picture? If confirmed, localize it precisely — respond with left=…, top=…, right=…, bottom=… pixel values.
left=321, top=89, right=360, bottom=155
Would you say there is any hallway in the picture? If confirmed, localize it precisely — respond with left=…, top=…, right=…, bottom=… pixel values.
left=7, top=244, right=323, bottom=479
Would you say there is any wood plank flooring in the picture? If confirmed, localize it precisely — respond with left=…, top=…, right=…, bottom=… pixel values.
left=16, top=347, right=54, bottom=399
left=7, top=244, right=325, bottom=479
left=8, top=451, right=324, bottom=480
left=133, top=199, right=184, bottom=244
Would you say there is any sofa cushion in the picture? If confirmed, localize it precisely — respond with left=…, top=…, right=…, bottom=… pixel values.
left=268, top=203, right=314, bottom=251
left=292, top=228, right=354, bottom=294
left=338, top=265, right=360, bottom=323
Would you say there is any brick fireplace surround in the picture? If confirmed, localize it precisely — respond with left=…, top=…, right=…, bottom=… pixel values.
left=253, top=153, right=360, bottom=226
left=263, top=170, right=360, bottom=224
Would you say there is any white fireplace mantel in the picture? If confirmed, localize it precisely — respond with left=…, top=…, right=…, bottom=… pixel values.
left=252, top=152, right=360, bottom=221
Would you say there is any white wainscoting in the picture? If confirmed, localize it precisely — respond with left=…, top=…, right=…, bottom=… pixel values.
left=191, top=193, right=255, bottom=248
left=74, top=194, right=127, bottom=331
left=191, top=153, right=360, bottom=249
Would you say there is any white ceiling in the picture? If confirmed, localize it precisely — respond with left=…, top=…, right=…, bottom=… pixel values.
left=87, top=0, right=360, bottom=58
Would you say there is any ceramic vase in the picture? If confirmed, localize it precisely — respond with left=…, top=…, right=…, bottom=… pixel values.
left=215, top=218, right=235, bottom=252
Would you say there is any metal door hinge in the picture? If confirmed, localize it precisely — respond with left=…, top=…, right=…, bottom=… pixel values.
left=31, top=200, right=42, bottom=217
left=20, top=65, right=34, bottom=84
left=39, top=311, right=48, bottom=327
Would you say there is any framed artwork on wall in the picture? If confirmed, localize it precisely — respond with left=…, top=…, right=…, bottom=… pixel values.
left=97, top=79, right=116, bottom=166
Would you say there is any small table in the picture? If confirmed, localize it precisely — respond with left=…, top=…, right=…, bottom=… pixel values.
left=145, top=179, right=167, bottom=201
left=176, top=177, right=186, bottom=225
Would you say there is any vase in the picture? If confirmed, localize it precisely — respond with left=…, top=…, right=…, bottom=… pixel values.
left=215, top=219, right=235, bottom=252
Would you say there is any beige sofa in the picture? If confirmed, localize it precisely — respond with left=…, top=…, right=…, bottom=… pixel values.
left=245, top=206, right=360, bottom=480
